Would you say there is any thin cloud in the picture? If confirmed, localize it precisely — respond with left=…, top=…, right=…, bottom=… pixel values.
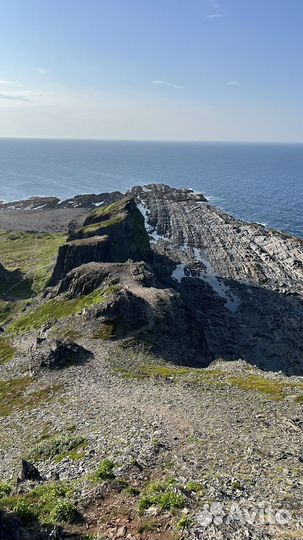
left=152, top=80, right=183, bottom=89
left=205, top=0, right=224, bottom=19
left=0, top=93, right=32, bottom=102
left=32, top=67, right=48, bottom=74
left=226, top=81, right=239, bottom=86
left=0, top=79, right=23, bottom=88
left=205, top=13, right=224, bottom=19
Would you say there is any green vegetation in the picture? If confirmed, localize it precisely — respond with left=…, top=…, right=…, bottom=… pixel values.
left=87, top=197, right=130, bottom=222
left=177, top=516, right=193, bottom=530
left=95, top=459, right=115, bottom=481
left=0, top=483, right=12, bottom=498
left=116, top=361, right=303, bottom=404
left=8, top=286, right=116, bottom=336
left=0, top=377, right=62, bottom=418
left=115, top=363, right=223, bottom=382
left=28, top=434, right=87, bottom=462
left=139, top=491, right=186, bottom=513
left=138, top=478, right=186, bottom=514
left=126, top=485, right=140, bottom=497
left=0, top=336, right=15, bottom=364
left=50, top=500, right=81, bottom=524
left=228, top=375, right=288, bottom=400
left=0, top=481, right=81, bottom=525
left=185, top=481, right=205, bottom=494
left=0, top=298, right=27, bottom=326
left=0, top=230, right=66, bottom=295
left=13, top=500, right=37, bottom=523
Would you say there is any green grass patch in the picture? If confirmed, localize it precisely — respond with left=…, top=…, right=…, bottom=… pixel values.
left=0, top=483, right=12, bottom=498
left=0, top=299, right=27, bottom=326
left=8, top=286, right=116, bottom=336
left=0, top=481, right=81, bottom=524
left=0, top=230, right=66, bottom=295
left=178, top=516, right=193, bottom=530
left=138, top=478, right=186, bottom=514
left=227, top=375, right=287, bottom=400
left=50, top=500, right=81, bottom=524
left=0, top=377, right=62, bottom=418
left=0, top=336, right=15, bottom=364
left=28, top=434, right=87, bottom=462
left=115, top=363, right=224, bottom=382
left=95, top=459, right=115, bottom=481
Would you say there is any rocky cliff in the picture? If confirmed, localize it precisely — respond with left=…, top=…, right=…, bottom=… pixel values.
left=49, top=197, right=152, bottom=285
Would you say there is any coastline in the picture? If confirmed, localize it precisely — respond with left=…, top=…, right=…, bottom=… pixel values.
left=0, top=186, right=302, bottom=246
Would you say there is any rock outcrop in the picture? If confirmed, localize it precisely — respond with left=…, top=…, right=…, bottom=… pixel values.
left=0, top=263, right=24, bottom=298
left=49, top=198, right=151, bottom=285
left=55, top=260, right=211, bottom=365
left=31, top=338, right=93, bottom=370
left=128, top=184, right=303, bottom=374
left=0, top=191, right=123, bottom=211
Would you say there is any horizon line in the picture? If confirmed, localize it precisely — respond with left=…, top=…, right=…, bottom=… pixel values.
left=0, top=136, right=301, bottom=145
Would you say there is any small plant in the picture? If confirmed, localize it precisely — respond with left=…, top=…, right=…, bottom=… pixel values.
left=138, top=495, right=155, bottom=513
left=95, top=459, right=115, bottom=481
left=13, top=500, right=36, bottom=523
left=185, top=481, right=205, bottom=494
left=50, top=500, right=81, bottom=524
left=138, top=478, right=186, bottom=514
left=29, top=434, right=86, bottom=461
left=157, top=491, right=186, bottom=511
left=178, top=516, right=193, bottom=530
left=0, top=483, right=12, bottom=498
left=126, top=485, right=140, bottom=496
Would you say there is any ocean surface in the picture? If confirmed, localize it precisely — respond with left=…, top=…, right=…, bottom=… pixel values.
left=0, top=139, right=302, bottom=238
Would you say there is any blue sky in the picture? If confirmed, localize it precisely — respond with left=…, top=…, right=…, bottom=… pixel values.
left=0, top=0, right=301, bottom=141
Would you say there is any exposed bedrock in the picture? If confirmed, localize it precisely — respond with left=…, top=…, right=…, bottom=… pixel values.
left=30, top=338, right=93, bottom=370
left=56, top=260, right=211, bottom=366
left=129, top=184, right=303, bottom=294
left=128, top=184, right=303, bottom=375
left=49, top=197, right=152, bottom=285
left=0, top=190, right=123, bottom=211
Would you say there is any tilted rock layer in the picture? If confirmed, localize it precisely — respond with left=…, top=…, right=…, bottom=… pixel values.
left=49, top=197, right=151, bottom=285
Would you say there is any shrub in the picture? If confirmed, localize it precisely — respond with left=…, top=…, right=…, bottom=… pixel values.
left=0, top=483, right=11, bottom=498
left=50, top=500, right=81, bottom=524
left=29, top=435, right=86, bottom=461
left=13, top=500, right=36, bottom=523
left=95, top=459, right=115, bottom=481
left=178, top=516, right=193, bottom=530
left=185, top=481, right=205, bottom=494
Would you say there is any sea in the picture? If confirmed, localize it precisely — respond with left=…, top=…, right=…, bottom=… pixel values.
left=0, top=139, right=302, bottom=238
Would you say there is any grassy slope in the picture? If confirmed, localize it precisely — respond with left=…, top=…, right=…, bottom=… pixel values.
left=0, top=230, right=66, bottom=327
left=0, top=230, right=66, bottom=295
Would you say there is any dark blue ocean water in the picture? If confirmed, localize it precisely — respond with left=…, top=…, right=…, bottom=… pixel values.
left=0, top=139, right=302, bottom=238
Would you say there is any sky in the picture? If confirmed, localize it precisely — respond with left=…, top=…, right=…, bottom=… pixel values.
left=0, top=0, right=301, bottom=142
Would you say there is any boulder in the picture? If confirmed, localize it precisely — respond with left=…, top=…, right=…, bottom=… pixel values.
left=31, top=339, right=93, bottom=370
left=20, top=460, right=42, bottom=482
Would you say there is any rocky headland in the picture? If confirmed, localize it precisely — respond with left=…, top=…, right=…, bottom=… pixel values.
left=0, top=184, right=303, bottom=540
